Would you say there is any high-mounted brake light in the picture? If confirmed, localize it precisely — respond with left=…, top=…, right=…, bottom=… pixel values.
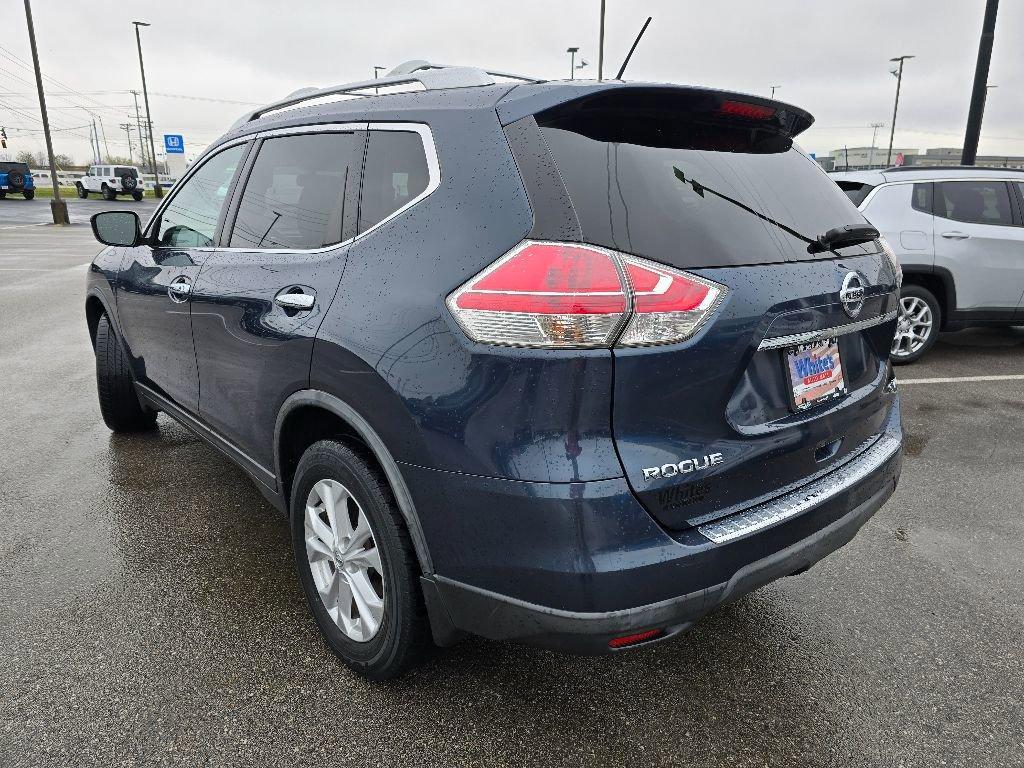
left=719, top=100, right=776, bottom=120
left=446, top=241, right=727, bottom=349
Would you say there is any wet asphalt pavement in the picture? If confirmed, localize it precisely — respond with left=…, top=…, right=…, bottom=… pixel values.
left=1, top=223, right=1022, bottom=767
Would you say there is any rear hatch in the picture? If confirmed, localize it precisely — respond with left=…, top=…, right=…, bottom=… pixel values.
left=506, top=85, right=900, bottom=530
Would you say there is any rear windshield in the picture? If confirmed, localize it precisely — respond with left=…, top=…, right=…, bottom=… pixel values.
left=835, top=181, right=875, bottom=206
left=535, top=97, right=874, bottom=267
left=114, top=167, right=138, bottom=177
left=0, top=162, right=30, bottom=173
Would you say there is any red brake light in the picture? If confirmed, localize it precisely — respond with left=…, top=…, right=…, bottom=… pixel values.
left=446, top=241, right=727, bottom=349
left=719, top=100, right=776, bottom=120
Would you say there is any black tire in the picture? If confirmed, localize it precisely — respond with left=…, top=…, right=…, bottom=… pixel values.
left=0, top=190, right=5, bottom=200
left=132, top=191, right=143, bottom=201
left=891, top=284, right=941, bottom=365
left=23, top=189, right=34, bottom=200
left=77, top=183, right=88, bottom=199
left=290, top=440, right=431, bottom=680
left=95, top=314, right=157, bottom=432
left=102, top=184, right=116, bottom=201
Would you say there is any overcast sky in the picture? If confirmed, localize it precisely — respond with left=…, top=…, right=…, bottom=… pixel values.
left=2, top=0, right=1022, bottom=165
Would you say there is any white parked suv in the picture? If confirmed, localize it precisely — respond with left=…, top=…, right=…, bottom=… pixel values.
left=831, top=166, right=1024, bottom=363
left=76, top=164, right=144, bottom=201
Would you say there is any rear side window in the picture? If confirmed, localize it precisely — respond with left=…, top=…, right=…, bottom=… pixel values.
left=230, top=131, right=360, bottom=250
left=936, top=180, right=1013, bottom=225
left=836, top=181, right=874, bottom=206
left=357, top=130, right=430, bottom=233
left=911, top=182, right=933, bottom=213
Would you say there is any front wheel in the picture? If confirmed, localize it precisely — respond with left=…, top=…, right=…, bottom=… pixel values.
left=291, top=440, right=431, bottom=680
left=891, top=285, right=941, bottom=365
left=23, top=189, right=34, bottom=200
left=95, top=314, right=157, bottom=432
left=0, top=190, right=6, bottom=199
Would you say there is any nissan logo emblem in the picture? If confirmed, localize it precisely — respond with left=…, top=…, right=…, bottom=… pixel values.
left=839, top=272, right=866, bottom=318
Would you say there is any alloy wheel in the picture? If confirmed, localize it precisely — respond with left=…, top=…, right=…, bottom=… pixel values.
left=892, top=295, right=933, bottom=358
left=304, top=479, right=385, bottom=642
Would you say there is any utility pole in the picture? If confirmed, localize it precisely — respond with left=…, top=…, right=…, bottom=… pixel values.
left=886, top=55, right=914, bottom=167
left=92, top=117, right=101, bottom=162
left=598, top=0, right=606, bottom=81
left=962, top=0, right=999, bottom=165
left=567, top=47, right=579, bottom=79
left=97, top=114, right=110, bottom=160
left=120, top=122, right=133, bottom=163
left=22, top=0, right=68, bottom=224
left=771, top=85, right=780, bottom=99
left=133, top=21, right=162, bottom=198
left=131, top=90, right=147, bottom=170
left=868, top=121, right=885, bottom=168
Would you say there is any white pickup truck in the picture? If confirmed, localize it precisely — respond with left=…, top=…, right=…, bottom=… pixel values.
left=76, top=165, right=144, bottom=201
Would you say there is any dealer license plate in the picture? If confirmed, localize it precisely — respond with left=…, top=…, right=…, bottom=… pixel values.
left=785, top=338, right=847, bottom=411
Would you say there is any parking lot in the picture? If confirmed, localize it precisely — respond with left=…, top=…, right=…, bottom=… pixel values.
left=0, top=195, right=158, bottom=227
left=1, top=222, right=1022, bottom=767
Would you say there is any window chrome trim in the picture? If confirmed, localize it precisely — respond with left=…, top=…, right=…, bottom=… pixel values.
left=206, top=121, right=441, bottom=255
left=697, top=431, right=901, bottom=544
left=757, top=310, right=898, bottom=351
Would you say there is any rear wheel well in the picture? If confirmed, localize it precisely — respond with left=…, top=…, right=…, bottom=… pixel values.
left=901, top=271, right=952, bottom=329
left=278, top=405, right=382, bottom=512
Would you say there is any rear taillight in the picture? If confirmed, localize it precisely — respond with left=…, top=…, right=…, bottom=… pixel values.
left=446, top=241, right=726, bottom=349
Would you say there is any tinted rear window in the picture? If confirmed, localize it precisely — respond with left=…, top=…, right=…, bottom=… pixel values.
left=114, top=167, right=137, bottom=177
left=534, top=102, right=873, bottom=267
left=835, top=181, right=875, bottom=206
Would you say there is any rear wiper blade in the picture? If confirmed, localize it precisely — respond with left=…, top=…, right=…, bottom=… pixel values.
left=808, top=224, right=879, bottom=254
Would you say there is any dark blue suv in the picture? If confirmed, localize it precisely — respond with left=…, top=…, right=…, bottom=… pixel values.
left=0, top=161, right=35, bottom=200
left=86, top=62, right=903, bottom=679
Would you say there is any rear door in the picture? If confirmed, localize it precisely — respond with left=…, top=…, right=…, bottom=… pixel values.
left=189, top=126, right=363, bottom=472
left=933, top=179, right=1023, bottom=312
left=528, top=90, right=899, bottom=530
left=860, top=182, right=934, bottom=270
left=115, top=142, right=248, bottom=411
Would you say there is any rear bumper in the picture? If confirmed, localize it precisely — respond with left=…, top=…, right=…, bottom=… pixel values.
left=414, top=398, right=902, bottom=654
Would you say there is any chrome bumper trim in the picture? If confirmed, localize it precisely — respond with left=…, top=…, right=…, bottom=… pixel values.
left=697, top=432, right=901, bottom=544
left=758, top=310, right=898, bottom=351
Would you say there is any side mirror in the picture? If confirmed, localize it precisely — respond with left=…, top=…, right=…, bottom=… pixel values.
left=91, top=210, right=142, bottom=247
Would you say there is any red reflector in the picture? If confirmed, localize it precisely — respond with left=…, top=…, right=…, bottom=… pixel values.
left=608, top=628, right=663, bottom=649
left=719, top=100, right=775, bottom=120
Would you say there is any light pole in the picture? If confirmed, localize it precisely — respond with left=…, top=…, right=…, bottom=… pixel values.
left=962, top=0, right=999, bottom=165
left=133, top=21, right=162, bottom=198
left=373, top=66, right=385, bottom=95
left=886, top=55, right=914, bottom=167
left=868, top=121, right=885, bottom=168
left=598, top=0, right=606, bottom=81
left=22, top=0, right=68, bottom=224
left=770, top=85, right=780, bottom=99
left=567, top=47, right=579, bottom=79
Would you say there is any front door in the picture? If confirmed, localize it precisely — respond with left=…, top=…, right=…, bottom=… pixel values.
left=933, top=179, right=1024, bottom=313
left=190, top=128, right=363, bottom=470
left=116, top=142, right=248, bottom=411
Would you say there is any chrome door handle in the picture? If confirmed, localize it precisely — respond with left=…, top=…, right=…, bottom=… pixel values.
left=941, top=231, right=969, bottom=240
left=168, top=277, right=192, bottom=302
left=275, top=292, right=315, bottom=311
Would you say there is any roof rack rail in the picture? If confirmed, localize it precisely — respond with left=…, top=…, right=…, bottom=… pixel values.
left=231, top=60, right=539, bottom=129
left=884, top=164, right=1024, bottom=173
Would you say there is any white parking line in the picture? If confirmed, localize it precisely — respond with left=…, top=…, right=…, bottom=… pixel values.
left=899, top=374, right=1024, bottom=385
